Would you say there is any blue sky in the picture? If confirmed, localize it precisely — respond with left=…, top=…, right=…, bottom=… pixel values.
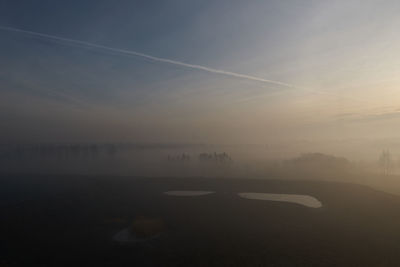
left=1, top=0, right=400, bottom=145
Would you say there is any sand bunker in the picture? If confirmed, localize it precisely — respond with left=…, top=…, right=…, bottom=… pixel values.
left=238, top=193, right=322, bottom=208
left=164, top=191, right=215, bottom=196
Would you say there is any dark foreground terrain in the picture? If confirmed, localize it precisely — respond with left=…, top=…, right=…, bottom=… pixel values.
left=2, top=175, right=400, bottom=266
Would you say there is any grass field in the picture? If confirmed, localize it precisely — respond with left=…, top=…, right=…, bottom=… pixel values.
left=2, top=175, right=400, bottom=266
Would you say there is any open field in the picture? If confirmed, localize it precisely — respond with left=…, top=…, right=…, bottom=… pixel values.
left=2, top=175, right=400, bottom=266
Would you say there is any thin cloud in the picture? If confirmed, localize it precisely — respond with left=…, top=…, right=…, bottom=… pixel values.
left=341, top=111, right=400, bottom=122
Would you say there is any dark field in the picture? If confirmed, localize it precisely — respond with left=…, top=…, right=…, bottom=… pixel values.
left=2, top=175, right=400, bottom=266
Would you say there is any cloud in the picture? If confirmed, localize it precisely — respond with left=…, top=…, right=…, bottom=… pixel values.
left=340, top=110, right=400, bottom=122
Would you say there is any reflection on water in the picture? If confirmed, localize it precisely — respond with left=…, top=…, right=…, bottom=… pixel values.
left=238, top=193, right=322, bottom=208
left=164, top=191, right=215, bottom=196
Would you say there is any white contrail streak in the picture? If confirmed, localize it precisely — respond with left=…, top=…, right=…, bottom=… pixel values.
left=0, top=25, right=294, bottom=88
left=0, top=25, right=370, bottom=105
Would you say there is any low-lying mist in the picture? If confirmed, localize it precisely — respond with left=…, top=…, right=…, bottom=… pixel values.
left=1, top=142, right=399, bottom=196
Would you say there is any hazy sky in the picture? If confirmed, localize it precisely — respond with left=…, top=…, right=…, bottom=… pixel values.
left=1, top=0, right=400, bottom=144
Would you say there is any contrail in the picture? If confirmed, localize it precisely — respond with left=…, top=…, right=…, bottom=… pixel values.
left=0, top=25, right=370, bottom=105
left=0, top=25, right=293, bottom=88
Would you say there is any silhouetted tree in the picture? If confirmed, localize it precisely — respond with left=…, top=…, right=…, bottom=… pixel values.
left=379, top=150, right=392, bottom=176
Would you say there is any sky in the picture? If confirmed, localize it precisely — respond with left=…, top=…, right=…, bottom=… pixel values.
left=1, top=0, right=400, bottom=146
